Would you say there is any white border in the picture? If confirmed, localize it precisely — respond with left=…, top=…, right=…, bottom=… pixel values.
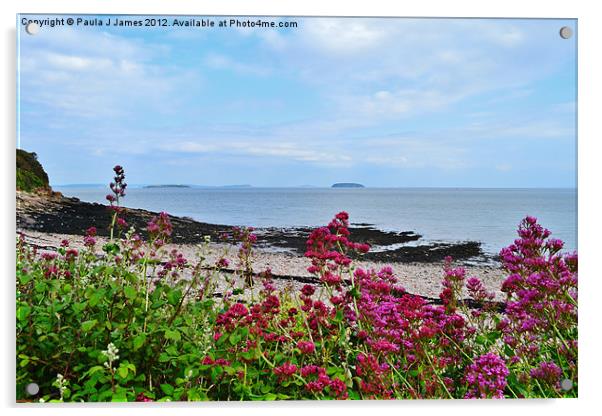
left=2, top=1, right=601, bottom=415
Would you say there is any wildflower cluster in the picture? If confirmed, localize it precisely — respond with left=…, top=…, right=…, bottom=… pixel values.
left=101, top=343, right=120, bottom=369
left=305, top=211, right=369, bottom=289
left=464, top=353, right=509, bottom=398
left=52, top=373, right=69, bottom=401
left=496, top=216, right=578, bottom=397
left=106, top=165, right=128, bottom=240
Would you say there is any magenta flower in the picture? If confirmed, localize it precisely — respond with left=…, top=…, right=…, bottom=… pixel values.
left=274, top=362, right=298, bottom=380
left=216, top=258, right=230, bottom=268
left=300, top=285, right=316, bottom=297
left=530, top=361, right=562, bottom=387
left=464, top=353, right=509, bottom=399
left=297, top=341, right=316, bottom=354
left=135, top=393, right=153, bottom=402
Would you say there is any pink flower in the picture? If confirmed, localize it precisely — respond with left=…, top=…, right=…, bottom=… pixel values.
left=301, top=285, right=316, bottom=297
left=464, top=353, right=509, bottom=399
left=216, top=258, right=229, bottom=268
left=135, top=393, right=153, bottom=402
left=297, top=341, right=315, bottom=354
left=274, top=362, right=297, bottom=380
left=530, top=361, right=562, bottom=387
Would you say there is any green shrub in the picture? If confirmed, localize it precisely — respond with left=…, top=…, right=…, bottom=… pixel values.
left=16, top=149, right=49, bottom=192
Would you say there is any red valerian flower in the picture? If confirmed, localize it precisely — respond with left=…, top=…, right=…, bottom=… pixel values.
left=273, top=362, right=298, bottom=380
left=464, top=353, right=509, bottom=399
left=297, top=341, right=315, bottom=354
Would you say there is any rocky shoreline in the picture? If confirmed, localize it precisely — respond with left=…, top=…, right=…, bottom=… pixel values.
left=17, top=190, right=508, bottom=300
left=17, top=191, right=491, bottom=264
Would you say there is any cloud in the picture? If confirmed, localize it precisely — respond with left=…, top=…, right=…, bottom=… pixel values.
left=335, top=88, right=470, bottom=120
left=301, top=19, right=387, bottom=54
left=245, top=18, right=573, bottom=126
left=160, top=138, right=353, bottom=165
left=44, top=52, right=113, bottom=71
left=204, top=53, right=271, bottom=76
left=19, top=26, right=198, bottom=120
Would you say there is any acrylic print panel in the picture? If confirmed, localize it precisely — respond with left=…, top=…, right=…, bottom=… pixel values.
left=16, top=15, right=577, bottom=402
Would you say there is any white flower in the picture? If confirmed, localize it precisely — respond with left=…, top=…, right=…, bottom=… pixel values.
left=101, top=342, right=120, bottom=368
left=53, top=373, right=68, bottom=400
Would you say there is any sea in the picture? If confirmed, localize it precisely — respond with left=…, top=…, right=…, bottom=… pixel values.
left=54, top=187, right=577, bottom=256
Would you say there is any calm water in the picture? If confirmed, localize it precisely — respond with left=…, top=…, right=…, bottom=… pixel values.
left=54, top=187, right=577, bottom=255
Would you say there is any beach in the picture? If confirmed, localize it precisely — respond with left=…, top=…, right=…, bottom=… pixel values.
left=18, top=189, right=508, bottom=302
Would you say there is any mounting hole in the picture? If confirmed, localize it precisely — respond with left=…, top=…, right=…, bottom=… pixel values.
left=559, top=26, right=573, bottom=39
left=560, top=378, right=573, bottom=391
left=25, top=22, right=40, bottom=35
left=25, top=383, right=40, bottom=396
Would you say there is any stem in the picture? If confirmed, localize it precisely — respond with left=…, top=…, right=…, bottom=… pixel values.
left=423, top=350, right=454, bottom=399
left=109, top=211, right=117, bottom=241
left=384, top=356, right=418, bottom=398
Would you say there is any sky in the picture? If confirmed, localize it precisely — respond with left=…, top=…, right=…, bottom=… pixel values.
left=17, top=16, right=577, bottom=187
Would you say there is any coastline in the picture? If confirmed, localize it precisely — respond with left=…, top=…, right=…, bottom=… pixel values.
left=17, top=190, right=508, bottom=301
left=17, top=190, right=491, bottom=263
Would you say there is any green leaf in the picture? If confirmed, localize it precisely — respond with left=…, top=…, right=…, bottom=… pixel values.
left=111, top=388, right=128, bottom=402
left=34, top=282, right=46, bottom=293
left=123, top=286, right=137, bottom=300
left=17, top=305, right=31, bottom=321
left=117, top=365, right=128, bottom=379
left=133, top=333, right=146, bottom=351
left=348, top=390, right=361, bottom=400
left=103, top=242, right=120, bottom=255
left=88, top=291, right=104, bottom=307
left=167, top=289, right=182, bottom=306
left=126, top=363, right=136, bottom=374
left=72, top=302, right=87, bottom=314
left=165, top=329, right=181, bottom=342
left=81, top=319, right=98, bottom=332
left=82, top=365, right=105, bottom=378
left=160, top=383, right=174, bottom=396
left=229, top=331, right=241, bottom=345
left=18, top=273, right=32, bottom=285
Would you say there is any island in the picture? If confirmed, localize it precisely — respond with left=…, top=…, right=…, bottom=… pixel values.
left=143, top=184, right=191, bottom=189
left=331, top=183, right=365, bottom=188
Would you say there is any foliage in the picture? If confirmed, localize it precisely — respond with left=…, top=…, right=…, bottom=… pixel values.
left=16, top=149, right=50, bottom=192
left=16, top=166, right=578, bottom=402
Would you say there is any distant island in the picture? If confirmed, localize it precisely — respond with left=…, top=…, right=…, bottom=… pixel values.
left=144, top=184, right=191, bottom=189
left=332, top=183, right=365, bottom=188
left=220, top=184, right=252, bottom=189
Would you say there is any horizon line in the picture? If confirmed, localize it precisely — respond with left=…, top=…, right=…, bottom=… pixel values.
left=52, top=183, right=578, bottom=190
